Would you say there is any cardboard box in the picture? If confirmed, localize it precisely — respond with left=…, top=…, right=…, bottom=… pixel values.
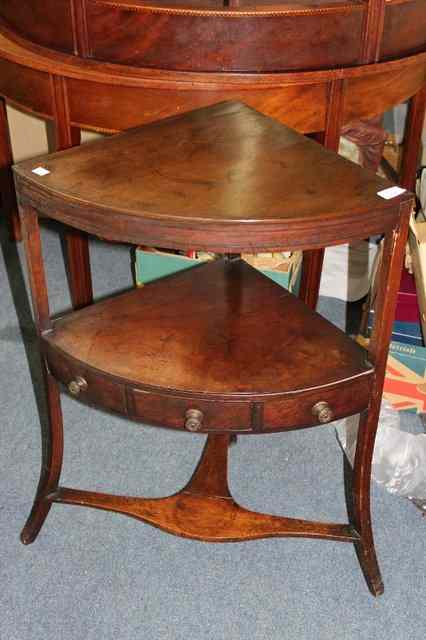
left=391, top=320, right=423, bottom=347
left=135, top=248, right=210, bottom=285
left=395, top=268, right=421, bottom=324
left=368, top=312, right=423, bottom=346
left=241, top=252, right=302, bottom=293
left=409, top=214, right=426, bottom=338
left=135, top=248, right=302, bottom=293
left=383, top=341, right=426, bottom=414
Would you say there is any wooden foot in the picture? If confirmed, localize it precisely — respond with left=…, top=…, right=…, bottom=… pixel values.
left=344, top=411, right=384, bottom=596
left=21, top=501, right=53, bottom=545
left=353, top=540, right=384, bottom=597
left=46, top=434, right=358, bottom=544
left=21, top=369, right=64, bottom=544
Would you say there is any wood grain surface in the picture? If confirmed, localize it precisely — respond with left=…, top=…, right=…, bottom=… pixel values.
left=14, top=101, right=411, bottom=252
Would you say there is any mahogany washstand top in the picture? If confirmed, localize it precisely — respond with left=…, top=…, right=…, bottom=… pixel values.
left=14, top=101, right=411, bottom=252
left=14, top=101, right=413, bottom=596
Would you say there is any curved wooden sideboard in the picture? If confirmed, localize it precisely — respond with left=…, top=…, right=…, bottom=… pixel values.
left=1, top=0, right=426, bottom=72
left=0, top=1, right=425, bottom=309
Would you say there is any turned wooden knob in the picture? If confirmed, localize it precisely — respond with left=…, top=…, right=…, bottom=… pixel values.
left=312, top=401, right=333, bottom=424
left=68, top=376, right=88, bottom=396
left=185, top=408, right=204, bottom=432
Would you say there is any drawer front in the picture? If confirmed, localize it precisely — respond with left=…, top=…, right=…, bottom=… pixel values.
left=127, top=388, right=252, bottom=433
left=87, top=4, right=364, bottom=73
left=45, top=344, right=372, bottom=433
left=262, top=376, right=372, bottom=432
left=45, top=347, right=127, bottom=416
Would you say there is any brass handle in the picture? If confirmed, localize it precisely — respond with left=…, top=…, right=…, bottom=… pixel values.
left=312, top=401, right=333, bottom=424
left=185, top=408, right=204, bottom=432
left=68, top=376, right=88, bottom=396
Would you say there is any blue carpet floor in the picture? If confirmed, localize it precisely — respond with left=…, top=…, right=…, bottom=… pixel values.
left=1, top=222, right=425, bottom=639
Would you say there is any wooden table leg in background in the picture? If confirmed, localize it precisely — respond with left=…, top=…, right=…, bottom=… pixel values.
left=59, top=124, right=93, bottom=311
left=300, top=79, right=345, bottom=309
left=400, top=86, right=426, bottom=191
left=0, top=97, right=21, bottom=241
left=52, top=81, right=93, bottom=309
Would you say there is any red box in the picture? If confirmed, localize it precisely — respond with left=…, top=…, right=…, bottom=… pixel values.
left=395, top=269, right=421, bottom=323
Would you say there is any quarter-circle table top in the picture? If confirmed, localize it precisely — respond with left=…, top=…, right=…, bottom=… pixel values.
left=14, top=101, right=412, bottom=252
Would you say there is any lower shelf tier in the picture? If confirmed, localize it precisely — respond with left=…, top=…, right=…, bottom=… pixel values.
left=43, top=258, right=374, bottom=433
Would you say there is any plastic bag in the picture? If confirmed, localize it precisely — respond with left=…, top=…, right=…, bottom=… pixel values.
left=335, top=400, right=426, bottom=500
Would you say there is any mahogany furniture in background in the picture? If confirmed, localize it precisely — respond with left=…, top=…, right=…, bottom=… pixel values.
left=0, top=1, right=425, bottom=311
left=14, top=101, right=413, bottom=596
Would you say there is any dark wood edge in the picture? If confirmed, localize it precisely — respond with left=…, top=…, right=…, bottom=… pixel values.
left=0, top=22, right=425, bottom=90
left=42, top=339, right=374, bottom=403
left=14, top=180, right=407, bottom=252
left=0, top=96, right=55, bottom=123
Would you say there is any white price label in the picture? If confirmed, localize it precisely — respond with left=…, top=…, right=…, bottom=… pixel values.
left=377, top=186, right=406, bottom=200
left=32, top=166, right=50, bottom=177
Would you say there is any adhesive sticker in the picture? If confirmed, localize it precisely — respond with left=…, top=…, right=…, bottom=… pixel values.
left=32, top=167, right=50, bottom=177
left=377, top=186, right=406, bottom=200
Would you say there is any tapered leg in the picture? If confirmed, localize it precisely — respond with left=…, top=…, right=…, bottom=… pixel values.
left=346, top=410, right=384, bottom=596
left=0, top=98, right=21, bottom=241
left=350, top=203, right=412, bottom=594
left=19, top=205, right=64, bottom=543
left=21, top=366, right=64, bottom=544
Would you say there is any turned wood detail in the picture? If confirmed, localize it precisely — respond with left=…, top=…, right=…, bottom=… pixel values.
left=341, top=116, right=388, bottom=173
